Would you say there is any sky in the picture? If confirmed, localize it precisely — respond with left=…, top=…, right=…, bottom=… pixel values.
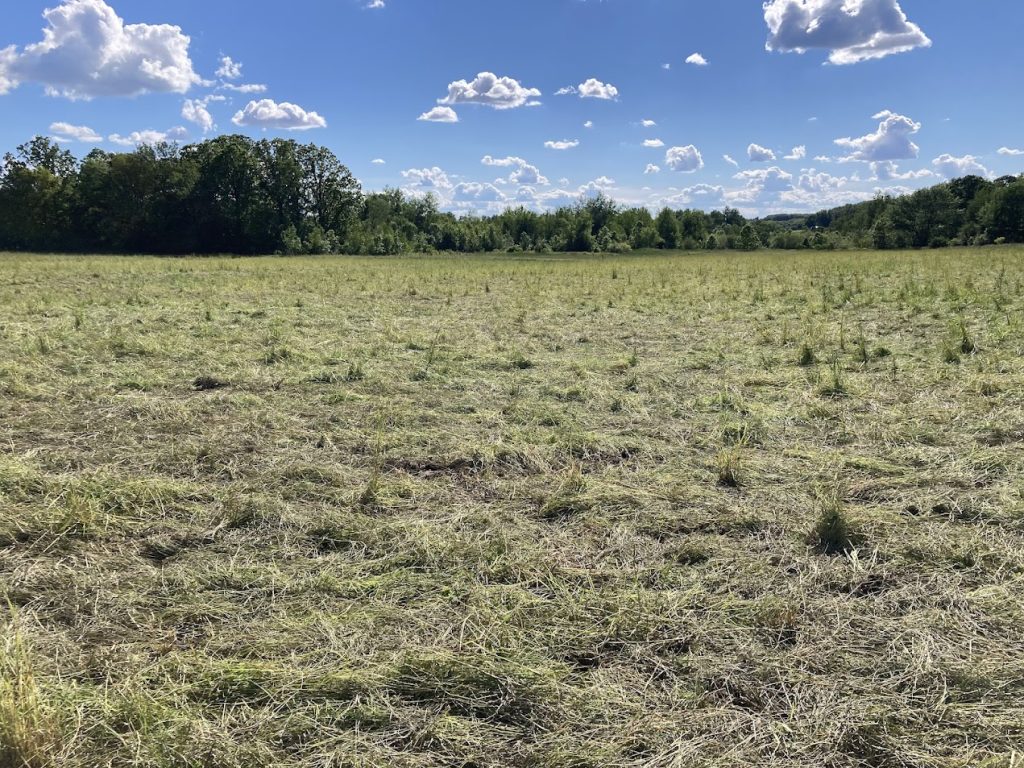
left=1, top=0, right=1023, bottom=217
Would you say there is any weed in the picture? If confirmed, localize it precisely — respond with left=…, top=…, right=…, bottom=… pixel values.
left=798, top=342, right=817, bottom=366
left=809, top=489, right=863, bottom=555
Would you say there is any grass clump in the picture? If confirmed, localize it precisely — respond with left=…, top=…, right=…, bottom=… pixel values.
left=797, top=342, right=817, bottom=367
left=808, top=489, right=864, bottom=555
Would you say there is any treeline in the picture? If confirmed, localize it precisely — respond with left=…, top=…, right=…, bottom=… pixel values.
left=1, top=135, right=1022, bottom=255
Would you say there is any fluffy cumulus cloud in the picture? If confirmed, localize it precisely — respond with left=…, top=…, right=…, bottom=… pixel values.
left=439, top=72, right=541, bottom=110
left=834, top=110, right=920, bottom=162
left=49, top=121, right=101, bottom=143
left=482, top=155, right=548, bottom=185
left=784, top=145, right=807, bottom=161
left=685, top=53, right=708, bottom=66
left=748, top=143, right=777, bottom=162
left=418, top=106, right=458, bottom=123
left=232, top=99, right=327, bottom=130
left=644, top=164, right=661, bottom=174
left=559, top=79, right=619, bottom=100
left=998, top=147, right=1023, bottom=156
left=665, top=145, right=704, bottom=173
left=544, top=139, right=579, bottom=150
left=932, top=154, right=991, bottom=179
left=643, top=139, right=665, bottom=148
left=763, top=0, right=932, bottom=65
left=0, top=0, right=202, bottom=98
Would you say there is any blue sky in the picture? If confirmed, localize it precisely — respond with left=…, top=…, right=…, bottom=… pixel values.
left=1, top=0, right=1022, bottom=216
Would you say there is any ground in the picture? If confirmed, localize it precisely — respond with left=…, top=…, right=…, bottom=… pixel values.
left=1, top=248, right=1022, bottom=768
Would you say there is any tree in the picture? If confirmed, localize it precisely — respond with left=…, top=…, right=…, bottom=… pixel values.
left=655, top=208, right=681, bottom=249
left=739, top=224, right=760, bottom=251
left=297, top=143, right=361, bottom=238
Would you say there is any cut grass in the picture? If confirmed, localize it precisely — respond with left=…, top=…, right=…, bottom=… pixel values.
left=1, top=247, right=1023, bottom=767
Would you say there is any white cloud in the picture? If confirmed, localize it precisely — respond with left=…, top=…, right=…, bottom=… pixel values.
left=560, top=79, right=618, bottom=100
left=231, top=99, right=327, bottom=130
left=544, top=139, right=579, bottom=150
left=643, top=139, right=665, bottom=148
left=932, top=154, right=991, bottom=179
left=438, top=72, right=541, bottom=110
left=108, top=126, right=187, bottom=147
left=181, top=96, right=223, bottom=133
left=748, top=143, right=777, bottom=162
left=641, top=119, right=657, bottom=128
left=583, top=120, right=594, bottom=129
left=49, top=121, right=101, bottom=143
left=482, top=155, right=548, bottom=185
left=371, top=158, right=386, bottom=164
left=723, top=154, right=739, bottom=168
left=366, top=0, right=385, bottom=8
left=998, top=147, right=1023, bottom=156
left=215, top=55, right=242, bottom=80
left=418, top=106, right=459, bottom=123
left=222, top=83, right=267, bottom=94
left=665, top=145, right=704, bottom=173
left=0, top=0, right=202, bottom=98
left=579, top=78, right=618, bottom=100
left=784, top=145, right=807, bottom=161
left=763, top=0, right=932, bottom=65
left=685, top=53, right=708, bottom=66
left=835, top=111, right=920, bottom=162
left=644, top=164, right=661, bottom=174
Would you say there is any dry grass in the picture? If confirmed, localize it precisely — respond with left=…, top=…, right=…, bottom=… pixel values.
left=1, top=247, right=1023, bottom=767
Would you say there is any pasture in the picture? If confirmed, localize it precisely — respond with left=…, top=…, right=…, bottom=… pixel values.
left=1, top=248, right=1023, bottom=767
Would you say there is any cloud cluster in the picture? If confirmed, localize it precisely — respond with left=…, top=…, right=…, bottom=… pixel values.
left=764, top=0, right=932, bottom=65
left=0, top=0, right=201, bottom=98
left=482, top=155, right=548, bottom=185
left=109, top=126, right=187, bottom=147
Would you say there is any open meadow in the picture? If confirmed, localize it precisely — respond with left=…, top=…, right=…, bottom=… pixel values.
left=1, top=248, right=1023, bottom=768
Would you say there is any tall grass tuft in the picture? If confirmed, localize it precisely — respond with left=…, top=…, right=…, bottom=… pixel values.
left=0, top=624, right=63, bottom=768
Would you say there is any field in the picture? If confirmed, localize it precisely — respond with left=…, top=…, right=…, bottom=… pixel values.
left=1, top=248, right=1023, bottom=768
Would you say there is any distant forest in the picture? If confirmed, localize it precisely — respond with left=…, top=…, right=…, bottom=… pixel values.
left=2, top=135, right=1023, bottom=255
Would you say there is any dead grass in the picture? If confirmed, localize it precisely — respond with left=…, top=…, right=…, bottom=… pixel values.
left=1, top=247, right=1023, bottom=767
